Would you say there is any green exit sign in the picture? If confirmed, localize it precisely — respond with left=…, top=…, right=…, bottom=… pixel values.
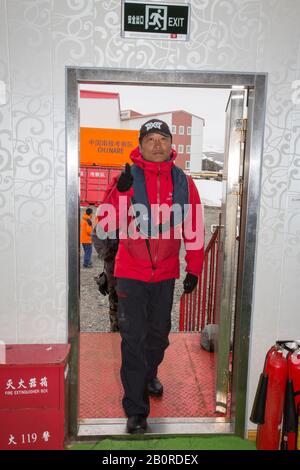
left=122, top=1, right=190, bottom=41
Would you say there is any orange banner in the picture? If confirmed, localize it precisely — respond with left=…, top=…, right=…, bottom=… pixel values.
left=80, top=127, right=139, bottom=167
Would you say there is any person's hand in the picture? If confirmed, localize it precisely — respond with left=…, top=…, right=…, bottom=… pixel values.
left=117, top=163, right=133, bottom=192
left=95, top=272, right=109, bottom=296
left=183, top=273, right=198, bottom=294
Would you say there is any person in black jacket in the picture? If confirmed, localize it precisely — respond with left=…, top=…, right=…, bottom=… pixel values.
left=92, top=229, right=119, bottom=332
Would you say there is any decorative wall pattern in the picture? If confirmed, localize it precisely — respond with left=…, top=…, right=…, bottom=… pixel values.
left=247, top=0, right=300, bottom=429
left=0, top=0, right=300, bottom=428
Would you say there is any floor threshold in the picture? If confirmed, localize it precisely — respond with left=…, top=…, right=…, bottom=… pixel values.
left=78, top=417, right=234, bottom=437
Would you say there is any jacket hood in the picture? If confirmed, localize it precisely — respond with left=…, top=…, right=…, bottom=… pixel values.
left=130, top=146, right=176, bottom=174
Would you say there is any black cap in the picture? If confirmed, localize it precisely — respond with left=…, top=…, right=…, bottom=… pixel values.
left=139, top=119, right=172, bottom=143
left=86, top=208, right=93, bottom=215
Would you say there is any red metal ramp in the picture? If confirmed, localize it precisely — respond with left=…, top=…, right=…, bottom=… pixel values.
left=79, top=332, right=227, bottom=419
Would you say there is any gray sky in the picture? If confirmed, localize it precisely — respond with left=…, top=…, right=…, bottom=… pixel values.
left=85, top=84, right=230, bottom=153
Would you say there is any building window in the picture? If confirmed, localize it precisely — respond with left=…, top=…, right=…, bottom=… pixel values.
left=172, top=143, right=176, bottom=150
left=186, top=145, right=191, bottom=154
left=178, top=144, right=184, bottom=154
left=172, top=125, right=176, bottom=134
left=185, top=161, right=190, bottom=170
left=187, top=127, right=192, bottom=135
left=179, top=126, right=184, bottom=135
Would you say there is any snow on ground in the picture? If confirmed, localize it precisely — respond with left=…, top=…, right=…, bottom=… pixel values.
left=193, top=178, right=222, bottom=207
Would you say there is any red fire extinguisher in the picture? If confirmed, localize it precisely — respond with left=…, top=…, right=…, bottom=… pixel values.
left=251, top=344, right=288, bottom=450
left=281, top=345, right=300, bottom=450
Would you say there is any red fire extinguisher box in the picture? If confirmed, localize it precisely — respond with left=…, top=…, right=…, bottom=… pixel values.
left=0, top=343, right=70, bottom=450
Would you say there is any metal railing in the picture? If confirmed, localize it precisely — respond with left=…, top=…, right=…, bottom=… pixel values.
left=179, top=225, right=220, bottom=332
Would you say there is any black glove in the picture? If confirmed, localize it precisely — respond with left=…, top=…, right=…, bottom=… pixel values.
left=95, top=272, right=109, bottom=296
left=117, top=163, right=133, bottom=192
left=183, top=273, right=198, bottom=294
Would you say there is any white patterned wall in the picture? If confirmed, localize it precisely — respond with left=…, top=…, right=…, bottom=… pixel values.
left=0, top=0, right=300, bottom=430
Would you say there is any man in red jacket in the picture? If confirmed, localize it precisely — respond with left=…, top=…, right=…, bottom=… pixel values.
left=96, top=119, right=204, bottom=434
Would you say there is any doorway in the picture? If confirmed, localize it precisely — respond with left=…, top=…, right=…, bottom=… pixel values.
left=66, top=68, right=267, bottom=439
left=78, top=84, right=228, bottom=335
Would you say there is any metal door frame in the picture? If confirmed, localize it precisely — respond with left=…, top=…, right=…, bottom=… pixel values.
left=215, top=89, right=248, bottom=414
left=66, top=68, right=267, bottom=439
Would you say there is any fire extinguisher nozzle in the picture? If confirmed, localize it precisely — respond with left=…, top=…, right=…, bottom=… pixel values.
left=250, top=373, right=268, bottom=424
left=283, top=379, right=297, bottom=433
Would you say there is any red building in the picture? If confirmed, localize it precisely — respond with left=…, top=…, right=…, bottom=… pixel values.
left=122, top=110, right=204, bottom=172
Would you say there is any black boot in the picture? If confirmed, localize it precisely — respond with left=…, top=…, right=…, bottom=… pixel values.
left=127, top=415, right=147, bottom=434
left=147, top=377, right=163, bottom=397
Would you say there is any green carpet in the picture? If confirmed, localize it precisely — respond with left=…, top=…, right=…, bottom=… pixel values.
left=70, top=435, right=256, bottom=451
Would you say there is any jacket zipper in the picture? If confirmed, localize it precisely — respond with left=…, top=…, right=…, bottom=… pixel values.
left=153, top=165, right=161, bottom=275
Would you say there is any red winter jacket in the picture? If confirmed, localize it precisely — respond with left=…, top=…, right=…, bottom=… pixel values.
left=96, top=147, right=204, bottom=282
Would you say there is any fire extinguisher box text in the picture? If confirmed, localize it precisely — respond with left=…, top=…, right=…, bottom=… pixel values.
left=0, top=344, right=70, bottom=450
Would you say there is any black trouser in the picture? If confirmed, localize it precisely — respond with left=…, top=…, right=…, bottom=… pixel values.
left=116, top=277, right=175, bottom=417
